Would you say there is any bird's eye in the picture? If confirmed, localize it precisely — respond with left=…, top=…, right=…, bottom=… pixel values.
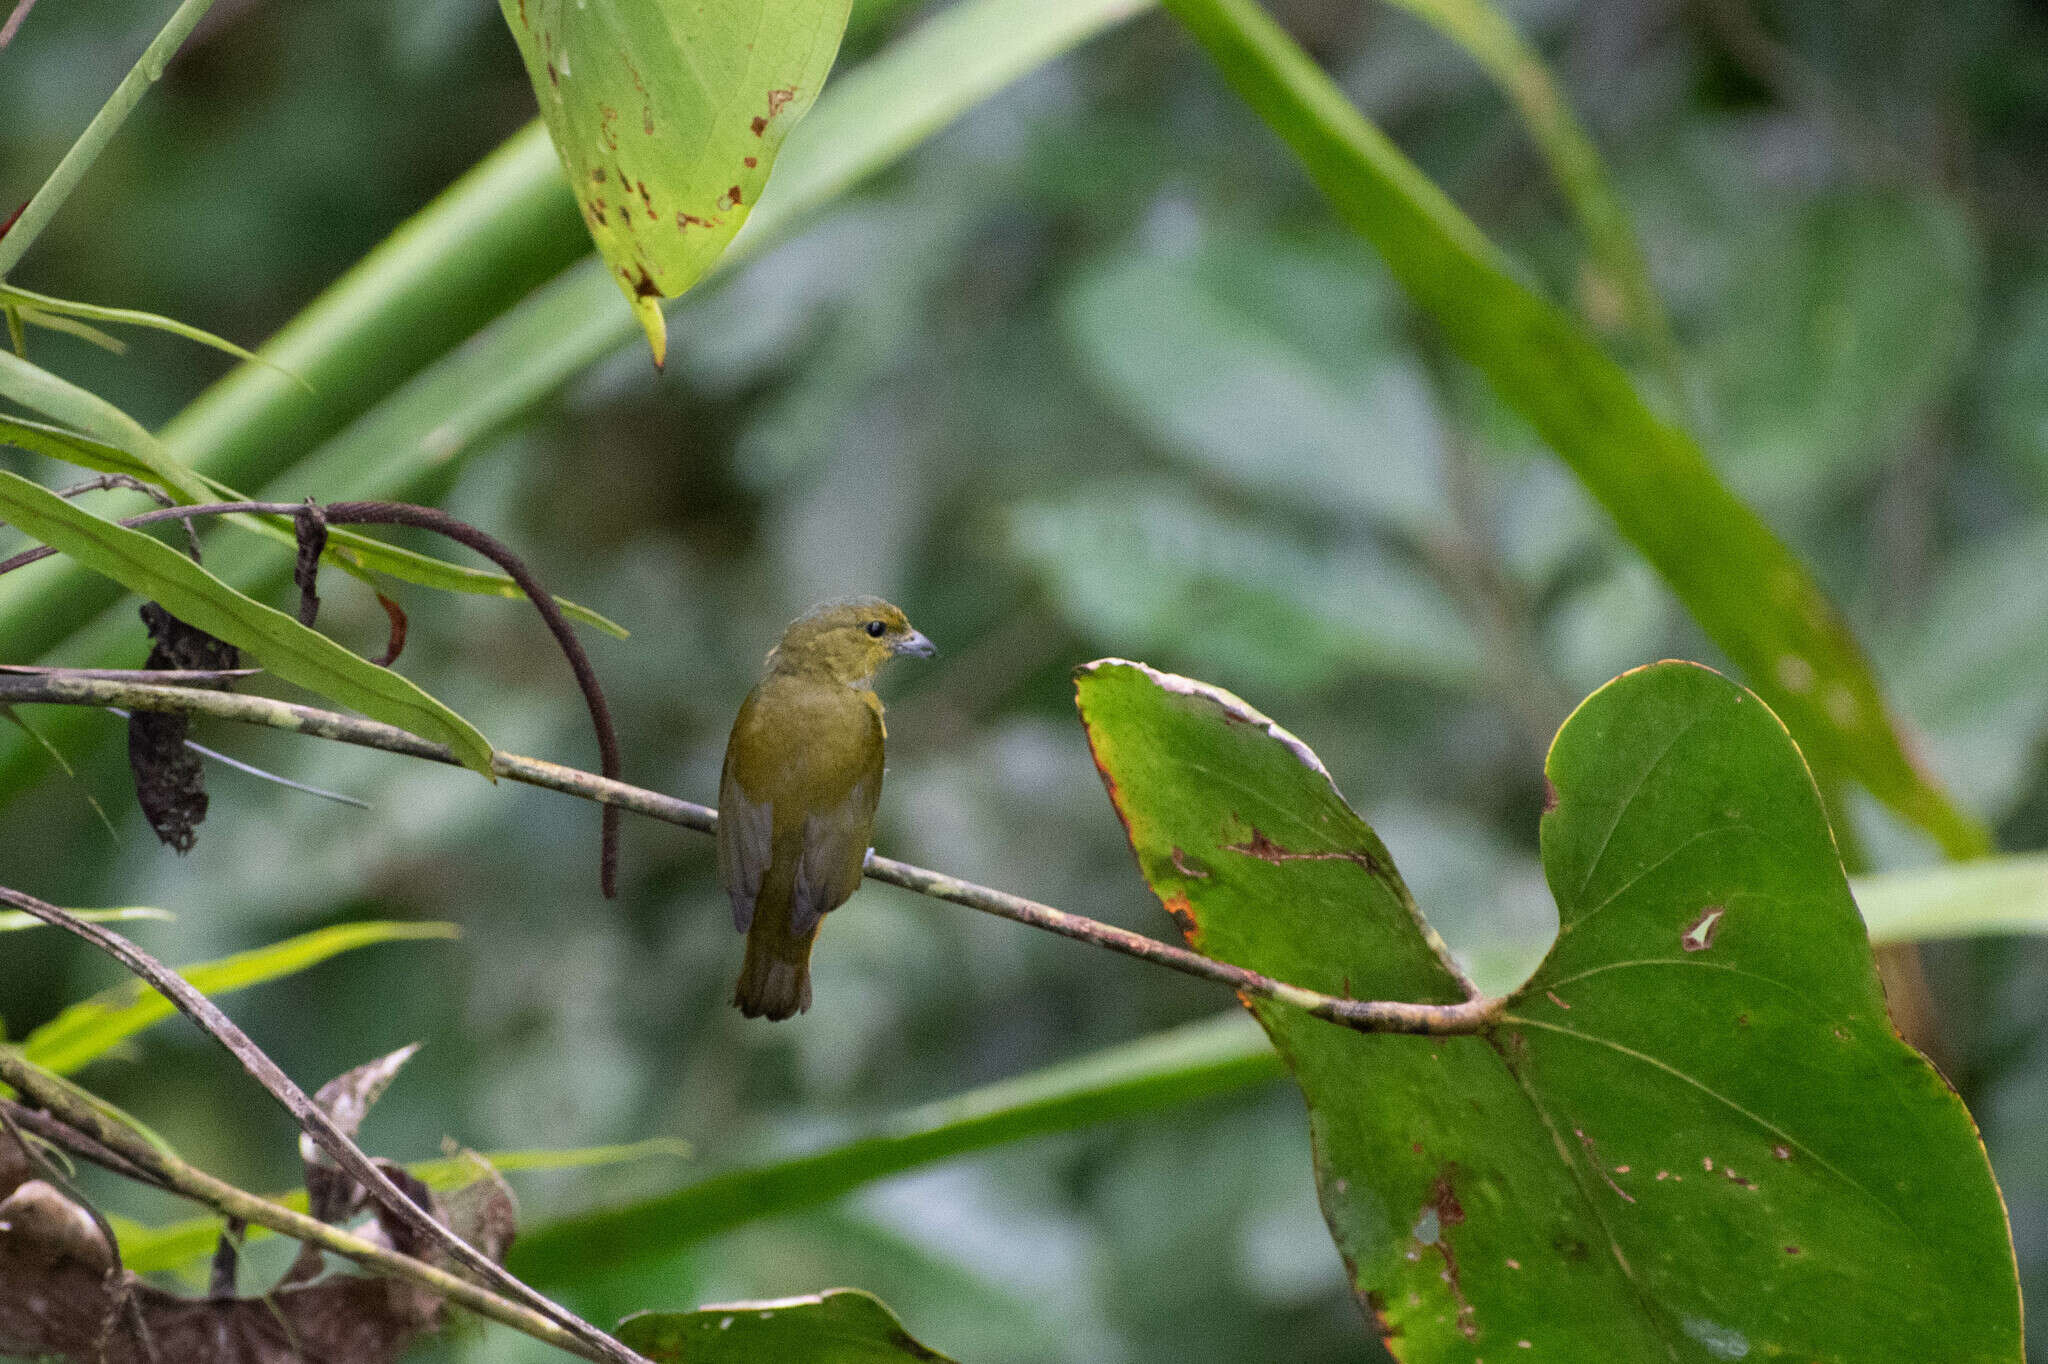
left=865, top=620, right=887, bottom=638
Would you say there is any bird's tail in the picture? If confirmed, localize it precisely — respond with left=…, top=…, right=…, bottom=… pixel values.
left=733, top=916, right=818, bottom=1020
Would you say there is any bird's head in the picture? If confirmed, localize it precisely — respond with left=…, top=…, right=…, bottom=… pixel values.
left=765, top=596, right=936, bottom=686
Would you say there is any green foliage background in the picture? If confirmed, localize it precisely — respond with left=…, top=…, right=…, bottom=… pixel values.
left=4, top=1, right=2048, bottom=1360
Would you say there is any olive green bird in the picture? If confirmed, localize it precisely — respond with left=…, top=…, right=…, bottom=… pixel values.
left=718, top=598, right=935, bottom=1019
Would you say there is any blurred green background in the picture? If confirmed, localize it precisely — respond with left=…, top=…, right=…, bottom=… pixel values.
left=4, top=0, right=2048, bottom=1359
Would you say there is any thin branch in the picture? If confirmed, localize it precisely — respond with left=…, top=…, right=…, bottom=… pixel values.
left=0, top=496, right=621, bottom=897
left=0, top=664, right=261, bottom=682
left=0, top=1074, right=607, bottom=1362
left=0, top=673, right=1505, bottom=1037
left=0, top=0, right=38, bottom=50
left=0, top=884, right=649, bottom=1364
left=323, top=501, right=621, bottom=898
left=0, top=0, right=222, bottom=276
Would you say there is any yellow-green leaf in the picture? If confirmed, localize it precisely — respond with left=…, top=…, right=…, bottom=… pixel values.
left=21, top=920, right=459, bottom=1075
left=0, top=469, right=496, bottom=775
left=498, top=0, right=853, bottom=364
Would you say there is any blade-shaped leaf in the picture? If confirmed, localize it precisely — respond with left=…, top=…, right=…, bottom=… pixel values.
left=510, top=1012, right=1277, bottom=1279
left=112, top=1137, right=693, bottom=1274
left=0, top=469, right=496, bottom=774
left=0, top=413, right=161, bottom=484
left=499, top=0, right=853, bottom=364
left=618, top=1289, right=956, bottom=1362
left=181, top=470, right=630, bottom=639
left=0, top=906, right=172, bottom=933
left=1855, top=853, right=2048, bottom=945
left=1076, top=658, right=2019, bottom=1361
left=0, top=348, right=209, bottom=502
left=1157, top=0, right=1988, bottom=858
left=22, top=920, right=458, bottom=1075
left=0, top=414, right=626, bottom=639
left=0, top=284, right=306, bottom=386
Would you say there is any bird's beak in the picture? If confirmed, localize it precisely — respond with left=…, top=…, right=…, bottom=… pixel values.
left=894, top=629, right=937, bottom=659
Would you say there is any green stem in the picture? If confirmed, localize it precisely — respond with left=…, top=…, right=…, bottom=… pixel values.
left=1385, top=0, right=1685, bottom=404
left=0, top=0, right=222, bottom=278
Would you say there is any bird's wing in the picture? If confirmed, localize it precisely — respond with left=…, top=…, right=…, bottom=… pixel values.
left=789, top=768, right=882, bottom=938
left=717, top=745, right=773, bottom=934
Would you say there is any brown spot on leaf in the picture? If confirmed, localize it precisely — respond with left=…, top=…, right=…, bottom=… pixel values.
left=1414, top=1171, right=1476, bottom=1340
left=1544, top=989, right=1571, bottom=1011
left=1574, top=1128, right=1635, bottom=1204
left=722, top=184, right=743, bottom=209
left=1225, top=827, right=1377, bottom=872
left=1784, top=1244, right=1802, bottom=1255
left=1364, top=1291, right=1401, bottom=1342
left=1168, top=846, right=1209, bottom=879
left=1773, top=1144, right=1791, bottom=1161
left=1723, top=1167, right=1755, bottom=1190
left=590, top=167, right=605, bottom=184
left=1682, top=904, right=1725, bottom=952
left=629, top=264, right=660, bottom=298
left=767, top=86, right=795, bottom=116
left=751, top=115, right=768, bottom=135
left=744, top=155, right=757, bottom=168
left=676, top=212, right=713, bottom=231
left=599, top=106, right=620, bottom=150
left=1160, top=893, right=1199, bottom=940
left=1542, top=777, right=1558, bottom=813
left=546, top=60, right=558, bottom=87
left=643, top=105, right=655, bottom=136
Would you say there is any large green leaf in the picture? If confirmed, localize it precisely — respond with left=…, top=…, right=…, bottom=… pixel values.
left=21, top=920, right=458, bottom=1075
left=1076, top=658, right=2019, bottom=1361
left=1157, top=0, right=1988, bottom=858
left=619, top=1289, right=955, bottom=1362
left=0, top=468, right=496, bottom=774
left=499, top=0, right=853, bottom=364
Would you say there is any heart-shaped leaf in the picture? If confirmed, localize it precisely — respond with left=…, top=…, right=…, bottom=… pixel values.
left=1076, top=658, right=2020, bottom=1361
left=498, top=0, right=853, bottom=365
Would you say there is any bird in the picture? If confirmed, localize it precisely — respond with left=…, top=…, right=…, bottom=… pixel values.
left=717, top=597, right=936, bottom=1019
